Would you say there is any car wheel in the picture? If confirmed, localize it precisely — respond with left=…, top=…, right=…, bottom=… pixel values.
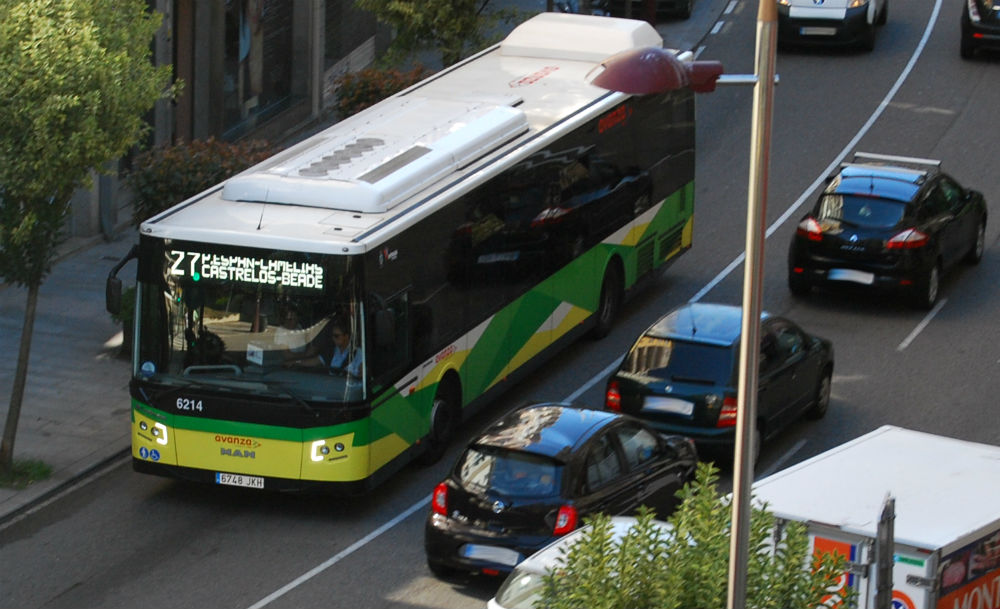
left=965, top=218, right=985, bottom=265
left=752, top=424, right=761, bottom=468
left=427, top=558, right=460, bottom=579
left=805, top=369, right=831, bottom=420
left=860, top=23, right=876, bottom=51
left=676, top=0, right=693, bottom=19
left=591, top=261, right=622, bottom=339
left=788, top=273, right=812, bottom=297
left=960, top=33, right=976, bottom=59
left=418, top=382, right=460, bottom=466
left=876, top=0, right=888, bottom=25
left=912, top=262, right=940, bottom=310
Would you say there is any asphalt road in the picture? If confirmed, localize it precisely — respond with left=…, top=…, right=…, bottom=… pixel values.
left=1, top=1, right=998, bottom=608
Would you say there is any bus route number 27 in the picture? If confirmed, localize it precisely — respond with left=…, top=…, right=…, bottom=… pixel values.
left=177, top=398, right=204, bottom=412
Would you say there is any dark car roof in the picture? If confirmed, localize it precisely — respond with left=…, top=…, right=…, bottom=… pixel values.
left=645, top=303, right=770, bottom=347
left=827, top=164, right=925, bottom=203
left=472, top=403, right=618, bottom=462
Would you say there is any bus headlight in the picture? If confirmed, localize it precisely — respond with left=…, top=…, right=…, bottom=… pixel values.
left=153, top=422, right=169, bottom=445
left=311, top=440, right=331, bottom=461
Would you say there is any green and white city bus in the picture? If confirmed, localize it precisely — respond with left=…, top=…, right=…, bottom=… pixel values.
left=108, top=12, right=697, bottom=493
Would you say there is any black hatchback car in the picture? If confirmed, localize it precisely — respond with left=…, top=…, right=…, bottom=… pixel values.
left=424, top=403, right=697, bottom=578
left=605, top=303, right=833, bottom=465
left=788, top=152, right=987, bottom=309
left=961, top=0, right=1000, bottom=58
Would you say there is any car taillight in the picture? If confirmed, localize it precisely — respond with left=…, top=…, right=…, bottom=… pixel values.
left=553, top=505, right=578, bottom=535
left=796, top=217, right=823, bottom=242
left=886, top=228, right=928, bottom=249
left=606, top=380, right=622, bottom=412
left=716, top=396, right=738, bottom=428
left=431, top=482, right=448, bottom=515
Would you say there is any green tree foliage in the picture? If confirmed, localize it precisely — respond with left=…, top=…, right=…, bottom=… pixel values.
left=126, top=137, right=273, bottom=227
left=0, top=0, right=172, bottom=475
left=355, top=0, right=522, bottom=67
left=540, top=463, right=853, bottom=609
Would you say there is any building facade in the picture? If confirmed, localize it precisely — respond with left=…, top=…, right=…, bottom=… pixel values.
left=70, top=0, right=383, bottom=242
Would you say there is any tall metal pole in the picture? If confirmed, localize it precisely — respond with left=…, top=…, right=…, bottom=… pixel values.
left=726, top=0, right=777, bottom=606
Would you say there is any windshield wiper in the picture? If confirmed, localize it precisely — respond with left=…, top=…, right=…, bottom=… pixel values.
left=259, top=381, right=319, bottom=417
left=142, top=377, right=246, bottom=406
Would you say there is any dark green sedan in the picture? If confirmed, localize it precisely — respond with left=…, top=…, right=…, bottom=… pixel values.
left=605, top=302, right=834, bottom=466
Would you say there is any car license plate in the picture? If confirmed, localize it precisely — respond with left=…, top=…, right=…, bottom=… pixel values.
left=643, top=396, right=694, bottom=416
left=828, top=268, right=875, bottom=285
left=800, top=26, right=837, bottom=36
left=478, top=251, right=519, bottom=264
left=216, top=472, right=264, bottom=489
left=461, top=544, right=522, bottom=566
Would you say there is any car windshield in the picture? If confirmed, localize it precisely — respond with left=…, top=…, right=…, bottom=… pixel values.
left=456, top=446, right=561, bottom=498
left=621, top=336, right=734, bottom=385
left=816, top=194, right=906, bottom=229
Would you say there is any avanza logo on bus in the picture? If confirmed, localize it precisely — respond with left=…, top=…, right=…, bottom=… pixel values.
left=215, top=434, right=261, bottom=449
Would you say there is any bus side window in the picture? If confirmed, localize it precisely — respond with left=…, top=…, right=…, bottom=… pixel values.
left=369, top=292, right=410, bottom=383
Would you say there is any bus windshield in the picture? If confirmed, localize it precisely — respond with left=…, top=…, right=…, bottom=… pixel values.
left=135, top=238, right=365, bottom=403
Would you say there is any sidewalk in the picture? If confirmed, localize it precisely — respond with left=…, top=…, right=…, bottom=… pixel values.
left=0, top=232, right=137, bottom=524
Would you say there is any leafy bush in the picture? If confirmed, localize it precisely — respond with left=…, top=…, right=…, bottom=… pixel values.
left=126, top=137, right=273, bottom=226
left=540, top=462, right=853, bottom=609
left=332, top=65, right=432, bottom=119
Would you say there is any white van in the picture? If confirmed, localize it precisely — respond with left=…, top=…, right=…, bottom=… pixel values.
left=776, top=0, right=889, bottom=51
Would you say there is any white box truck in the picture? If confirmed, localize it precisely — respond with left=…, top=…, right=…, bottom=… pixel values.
left=752, top=425, right=1000, bottom=609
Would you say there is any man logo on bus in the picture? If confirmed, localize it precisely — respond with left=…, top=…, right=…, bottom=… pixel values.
left=221, top=448, right=256, bottom=459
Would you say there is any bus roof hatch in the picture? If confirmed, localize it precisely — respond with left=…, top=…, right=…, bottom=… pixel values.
left=500, top=12, right=663, bottom=63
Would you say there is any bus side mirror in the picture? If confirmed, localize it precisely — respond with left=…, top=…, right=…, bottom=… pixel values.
left=106, top=276, right=122, bottom=316
left=106, top=243, right=138, bottom=316
left=375, top=309, right=396, bottom=348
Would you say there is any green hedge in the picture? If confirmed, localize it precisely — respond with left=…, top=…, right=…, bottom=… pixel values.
left=126, top=137, right=273, bottom=226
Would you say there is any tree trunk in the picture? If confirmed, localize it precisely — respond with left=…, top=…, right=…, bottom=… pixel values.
left=0, top=282, right=39, bottom=475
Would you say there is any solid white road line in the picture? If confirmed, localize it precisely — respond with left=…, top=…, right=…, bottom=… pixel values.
left=246, top=495, right=430, bottom=609
left=897, top=298, right=947, bottom=351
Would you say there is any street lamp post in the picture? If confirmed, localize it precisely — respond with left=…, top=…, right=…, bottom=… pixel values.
left=589, top=6, right=777, bottom=606
left=728, top=2, right=777, bottom=608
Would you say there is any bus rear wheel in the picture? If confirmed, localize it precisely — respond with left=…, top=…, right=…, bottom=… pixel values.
left=591, top=262, right=622, bottom=339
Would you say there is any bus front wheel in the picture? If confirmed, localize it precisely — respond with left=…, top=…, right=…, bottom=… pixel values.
left=591, top=262, right=622, bottom=339
left=418, top=383, right=460, bottom=465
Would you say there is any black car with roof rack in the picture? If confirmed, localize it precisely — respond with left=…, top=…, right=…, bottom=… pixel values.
left=788, top=152, right=987, bottom=309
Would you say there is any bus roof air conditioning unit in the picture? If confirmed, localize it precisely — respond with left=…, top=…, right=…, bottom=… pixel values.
left=221, top=98, right=528, bottom=214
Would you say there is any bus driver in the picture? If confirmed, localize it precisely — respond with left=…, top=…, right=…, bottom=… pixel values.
left=319, top=319, right=362, bottom=378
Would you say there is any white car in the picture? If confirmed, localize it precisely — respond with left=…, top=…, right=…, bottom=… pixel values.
left=487, top=516, right=671, bottom=609
left=777, top=0, right=889, bottom=51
